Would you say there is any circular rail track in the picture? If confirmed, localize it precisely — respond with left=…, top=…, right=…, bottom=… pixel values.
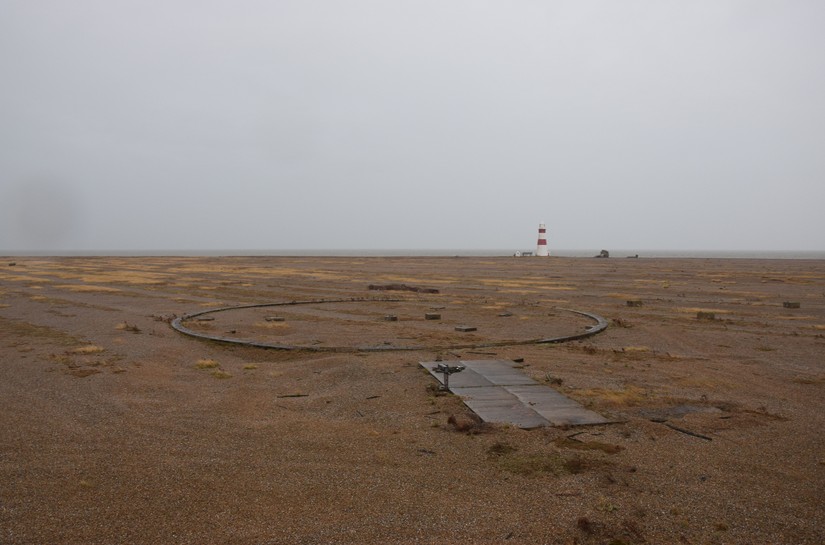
left=171, top=298, right=608, bottom=352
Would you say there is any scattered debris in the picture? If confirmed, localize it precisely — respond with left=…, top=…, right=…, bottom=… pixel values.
left=366, top=395, right=381, bottom=400
left=368, top=283, right=439, bottom=294
left=696, top=311, right=716, bottom=320
left=659, top=421, right=713, bottom=441
left=498, top=312, right=513, bottom=317
left=116, top=322, right=142, bottom=334
left=265, top=316, right=286, bottom=322
left=545, top=374, right=563, bottom=386
left=195, top=316, right=215, bottom=322
left=455, top=325, right=477, bottom=332
left=783, top=301, right=801, bottom=309
left=277, top=393, right=309, bottom=398
left=383, top=315, right=398, bottom=322
left=626, top=300, right=643, bottom=307
left=424, top=313, right=441, bottom=320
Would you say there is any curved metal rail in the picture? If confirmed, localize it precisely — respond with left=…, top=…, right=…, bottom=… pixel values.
left=171, top=299, right=608, bottom=352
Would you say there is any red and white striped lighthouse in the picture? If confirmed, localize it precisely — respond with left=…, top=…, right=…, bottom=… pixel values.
left=536, top=222, right=549, bottom=256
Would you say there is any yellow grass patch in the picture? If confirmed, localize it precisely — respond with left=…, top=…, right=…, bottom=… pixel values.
left=48, top=271, right=167, bottom=285
left=813, top=325, right=825, bottom=330
left=71, top=345, right=105, bottom=354
left=499, top=289, right=533, bottom=295
left=0, top=274, right=53, bottom=283
left=211, top=370, right=232, bottom=379
left=56, top=284, right=121, bottom=293
left=607, top=293, right=638, bottom=300
left=479, top=278, right=575, bottom=291
left=676, top=307, right=731, bottom=315
left=243, top=364, right=258, bottom=370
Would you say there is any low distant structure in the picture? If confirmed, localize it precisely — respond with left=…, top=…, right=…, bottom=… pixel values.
left=595, top=249, right=610, bottom=258
left=513, top=251, right=534, bottom=257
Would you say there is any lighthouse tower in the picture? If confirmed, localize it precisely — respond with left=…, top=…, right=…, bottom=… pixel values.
left=536, top=222, right=549, bottom=257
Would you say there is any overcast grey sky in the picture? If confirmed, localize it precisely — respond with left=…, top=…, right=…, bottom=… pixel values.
left=1, top=1, right=823, bottom=253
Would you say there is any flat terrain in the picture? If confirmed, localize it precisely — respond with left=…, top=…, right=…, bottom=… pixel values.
left=1, top=256, right=823, bottom=544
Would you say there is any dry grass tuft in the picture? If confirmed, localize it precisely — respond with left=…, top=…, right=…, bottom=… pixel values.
left=211, top=370, right=232, bottom=379
left=553, top=437, right=624, bottom=454
left=574, top=385, right=648, bottom=407
left=195, top=359, right=220, bottom=369
left=487, top=441, right=517, bottom=457
left=495, top=452, right=568, bottom=476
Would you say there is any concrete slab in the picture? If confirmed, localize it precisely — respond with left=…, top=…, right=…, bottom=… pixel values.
left=421, top=359, right=610, bottom=429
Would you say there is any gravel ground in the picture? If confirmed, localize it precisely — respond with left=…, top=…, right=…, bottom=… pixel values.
left=0, top=256, right=823, bottom=544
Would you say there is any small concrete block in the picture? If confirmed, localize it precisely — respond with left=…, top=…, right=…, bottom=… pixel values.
left=455, top=325, right=477, bottom=332
left=425, top=313, right=441, bottom=320
left=265, top=316, right=285, bottom=322
left=384, top=315, right=398, bottom=322
left=626, top=300, right=643, bottom=307
left=783, top=302, right=800, bottom=309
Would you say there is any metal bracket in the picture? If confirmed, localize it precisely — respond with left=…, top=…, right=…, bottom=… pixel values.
left=434, top=363, right=465, bottom=391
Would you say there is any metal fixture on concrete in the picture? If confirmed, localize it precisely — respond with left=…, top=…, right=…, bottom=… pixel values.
left=434, top=363, right=465, bottom=391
